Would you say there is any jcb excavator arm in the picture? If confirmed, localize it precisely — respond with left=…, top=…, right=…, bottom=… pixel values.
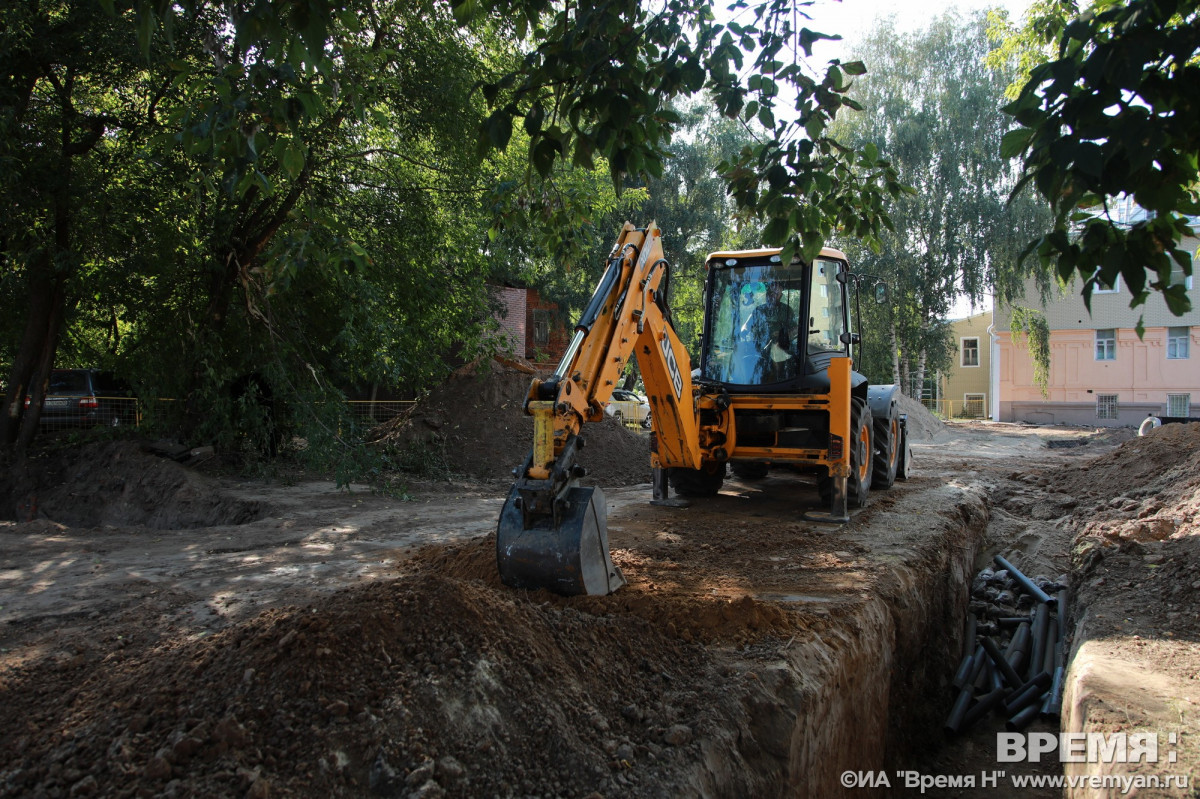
left=496, top=222, right=700, bottom=595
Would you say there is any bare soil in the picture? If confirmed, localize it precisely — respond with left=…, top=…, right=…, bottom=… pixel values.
left=370, top=360, right=652, bottom=487
left=1, top=378, right=1198, bottom=798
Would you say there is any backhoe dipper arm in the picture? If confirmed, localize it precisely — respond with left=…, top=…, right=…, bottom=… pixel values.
left=497, top=222, right=700, bottom=596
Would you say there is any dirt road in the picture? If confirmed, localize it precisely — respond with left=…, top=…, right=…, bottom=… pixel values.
left=1, top=422, right=1197, bottom=798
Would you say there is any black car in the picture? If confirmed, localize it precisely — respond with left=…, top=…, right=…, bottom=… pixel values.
left=30, top=369, right=138, bottom=429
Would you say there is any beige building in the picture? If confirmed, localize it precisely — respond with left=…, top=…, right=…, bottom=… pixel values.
left=938, top=311, right=993, bottom=418
left=992, top=242, right=1200, bottom=426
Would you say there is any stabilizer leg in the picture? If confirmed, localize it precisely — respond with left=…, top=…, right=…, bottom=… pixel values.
left=804, top=474, right=850, bottom=524
left=649, top=467, right=689, bottom=508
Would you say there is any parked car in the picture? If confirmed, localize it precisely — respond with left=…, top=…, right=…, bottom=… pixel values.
left=604, top=388, right=651, bottom=427
left=28, top=369, right=138, bottom=429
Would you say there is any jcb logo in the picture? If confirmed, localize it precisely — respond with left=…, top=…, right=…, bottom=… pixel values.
left=660, top=334, right=683, bottom=400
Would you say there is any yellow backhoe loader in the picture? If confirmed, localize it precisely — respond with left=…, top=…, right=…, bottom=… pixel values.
left=496, top=222, right=910, bottom=595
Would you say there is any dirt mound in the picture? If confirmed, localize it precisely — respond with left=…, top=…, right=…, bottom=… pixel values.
left=897, top=393, right=945, bottom=441
left=377, top=359, right=651, bottom=486
left=996, top=423, right=1200, bottom=550
left=0, top=562, right=758, bottom=799
left=1053, top=422, right=1200, bottom=515
left=0, top=440, right=267, bottom=528
left=414, top=534, right=799, bottom=645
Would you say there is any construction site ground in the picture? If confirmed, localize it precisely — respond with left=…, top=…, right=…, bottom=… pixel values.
left=1, top=375, right=1199, bottom=798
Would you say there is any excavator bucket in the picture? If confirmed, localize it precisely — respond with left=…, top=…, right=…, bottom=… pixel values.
left=496, top=485, right=626, bottom=596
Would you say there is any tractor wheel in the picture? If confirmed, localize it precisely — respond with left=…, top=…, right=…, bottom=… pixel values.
left=731, top=461, right=769, bottom=480
left=668, top=462, right=726, bottom=497
left=872, top=404, right=899, bottom=490
left=818, top=397, right=874, bottom=508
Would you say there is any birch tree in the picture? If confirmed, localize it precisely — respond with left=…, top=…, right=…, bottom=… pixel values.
left=831, top=11, right=1049, bottom=392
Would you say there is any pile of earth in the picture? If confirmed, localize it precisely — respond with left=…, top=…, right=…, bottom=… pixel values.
left=376, top=361, right=946, bottom=479
left=1055, top=421, right=1200, bottom=543
left=372, top=358, right=651, bottom=486
left=0, top=440, right=267, bottom=528
left=996, top=423, right=1200, bottom=672
left=0, top=531, right=811, bottom=799
left=896, top=393, right=945, bottom=441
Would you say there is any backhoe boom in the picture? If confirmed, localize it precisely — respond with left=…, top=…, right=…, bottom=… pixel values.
left=496, top=222, right=698, bottom=595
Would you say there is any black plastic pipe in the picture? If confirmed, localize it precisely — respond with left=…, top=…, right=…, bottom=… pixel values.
left=1004, top=621, right=1031, bottom=675
left=945, top=645, right=986, bottom=734
left=1007, top=703, right=1041, bottom=731
left=1028, top=604, right=1050, bottom=682
left=952, top=650, right=975, bottom=690
left=1002, top=671, right=1053, bottom=715
left=993, top=555, right=1054, bottom=605
left=981, top=635, right=1025, bottom=690
left=1042, top=664, right=1065, bottom=718
left=1042, top=617, right=1058, bottom=674
left=962, top=686, right=1010, bottom=731
left=976, top=656, right=994, bottom=690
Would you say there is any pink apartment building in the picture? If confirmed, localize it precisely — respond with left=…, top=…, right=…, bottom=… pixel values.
left=992, top=244, right=1200, bottom=426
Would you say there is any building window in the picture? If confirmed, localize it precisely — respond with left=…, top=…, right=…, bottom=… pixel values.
left=963, top=393, right=986, bottom=418
left=1095, top=328, right=1116, bottom=361
left=961, top=337, right=980, bottom=367
left=1167, top=393, right=1191, bottom=417
left=531, top=309, right=550, bottom=347
left=1167, top=326, right=1190, bottom=359
left=1097, top=394, right=1119, bottom=420
left=1169, top=261, right=1193, bottom=290
left=1090, top=269, right=1121, bottom=294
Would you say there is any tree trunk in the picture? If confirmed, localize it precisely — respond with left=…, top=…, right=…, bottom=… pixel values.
left=914, top=348, right=928, bottom=402
left=16, top=279, right=68, bottom=453
left=1, top=136, right=74, bottom=455
left=889, top=320, right=902, bottom=391
left=0, top=272, right=63, bottom=449
left=182, top=173, right=312, bottom=434
left=620, top=361, right=640, bottom=392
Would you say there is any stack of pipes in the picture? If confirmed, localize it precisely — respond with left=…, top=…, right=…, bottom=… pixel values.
left=944, top=555, right=1068, bottom=735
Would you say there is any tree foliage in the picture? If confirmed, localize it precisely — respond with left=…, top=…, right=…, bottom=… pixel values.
left=996, top=0, right=1199, bottom=326
left=984, top=0, right=1082, bottom=100
left=830, top=12, right=1049, bottom=393
left=1, top=0, right=915, bottom=466
left=447, top=0, right=907, bottom=265
left=0, top=0, right=512, bottom=460
left=1010, top=306, right=1051, bottom=396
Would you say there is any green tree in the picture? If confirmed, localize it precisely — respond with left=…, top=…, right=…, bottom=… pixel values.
left=457, top=0, right=905, bottom=265
left=0, top=0, right=163, bottom=451
left=831, top=12, right=1049, bottom=394
left=1, top=0, right=511, bottom=459
left=4, top=0, right=912, bottom=464
left=995, top=0, right=1199, bottom=325
left=589, top=102, right=761, bottom=356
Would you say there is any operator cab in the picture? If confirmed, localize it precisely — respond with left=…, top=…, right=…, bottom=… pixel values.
left=700, top=248, right=853, bottom=392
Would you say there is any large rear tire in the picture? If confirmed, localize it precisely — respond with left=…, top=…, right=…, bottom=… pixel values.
left=668, top=462, right=726, bottom=497
left=872, top=404, right=899, bottom=490
left=819, top=397, right=873, bottom=508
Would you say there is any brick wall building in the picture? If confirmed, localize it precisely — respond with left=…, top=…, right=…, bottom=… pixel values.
left=493, top=286, right=570, bottom=364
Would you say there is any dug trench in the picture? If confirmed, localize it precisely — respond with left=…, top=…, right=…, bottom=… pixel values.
left=1, top=416, right=1197, bottom=797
